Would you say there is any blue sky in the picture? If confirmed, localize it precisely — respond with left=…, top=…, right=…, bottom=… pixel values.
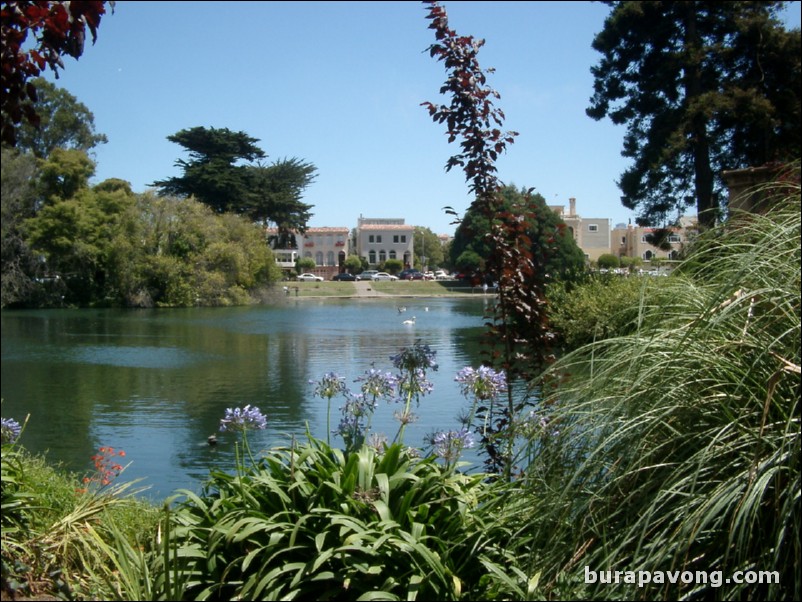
left=43, top=1, right=801, bottom=236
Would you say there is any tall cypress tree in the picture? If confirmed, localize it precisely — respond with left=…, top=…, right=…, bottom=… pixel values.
left=587, top=1, right=800, bottom=229
left=152, top=126, right=266, bottom=215
left=152, top=127, right=316, bottom=234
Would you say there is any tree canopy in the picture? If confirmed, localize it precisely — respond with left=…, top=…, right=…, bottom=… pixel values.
left=151, top=126, right=316, bottom=235
left=13, top=77, right=107, bottom=158
left=588, top=1, right=801, bottom=229
left=449, top=185, right=585, bottom=284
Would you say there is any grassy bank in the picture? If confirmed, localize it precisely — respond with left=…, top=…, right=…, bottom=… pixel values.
left=279, top=279, right=481, bottom=297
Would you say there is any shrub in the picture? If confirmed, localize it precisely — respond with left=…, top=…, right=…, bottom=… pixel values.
left=596, top=253, right=620, bottom=270
left=547, top=274, right=659, bottom=350
left=166, top=438, right=511, bottom=601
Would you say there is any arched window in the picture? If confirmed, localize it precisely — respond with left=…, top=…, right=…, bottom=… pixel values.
left=379, top=250, right=387, bottom=263
left=369, top=250, right=377, bottom=265
left=327, top=251, right=335, bottom=265
left=389, top=250, right=397, bottom=260
left=315, top=251, right=323, bottom=265
left=643, top=250, right=653, bottom=261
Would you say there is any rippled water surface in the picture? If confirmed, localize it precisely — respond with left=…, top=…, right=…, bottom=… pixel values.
left=1, top=298, right=491, bottom=500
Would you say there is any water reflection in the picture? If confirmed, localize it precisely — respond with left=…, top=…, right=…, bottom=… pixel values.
left=1, top=298, right=488, bottom=500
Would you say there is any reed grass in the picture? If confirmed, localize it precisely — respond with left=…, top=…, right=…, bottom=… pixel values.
left=515, top=171, right=800, bottom=600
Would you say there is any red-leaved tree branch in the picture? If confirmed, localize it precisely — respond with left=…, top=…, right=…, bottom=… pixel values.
left=422, top=0, right=555, bottom=477
left=1, top=0, right=112, bottom=146
left=420, top=0, right=517, bottom=205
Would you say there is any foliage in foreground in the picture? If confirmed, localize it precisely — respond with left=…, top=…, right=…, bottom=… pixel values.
left=164, top=438, right=517, bottom=601
left=518, top=180, right=801, bottom=600
left=1, top=441, right=158, bottom=600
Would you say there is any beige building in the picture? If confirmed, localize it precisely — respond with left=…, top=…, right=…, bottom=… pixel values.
left=550, top=197, right=612, bottom=262
left=267, top=227, right=350, bottom=278
left=353, top=217, right=415, bottom=268
left=612, top=216, right=698, bottom=262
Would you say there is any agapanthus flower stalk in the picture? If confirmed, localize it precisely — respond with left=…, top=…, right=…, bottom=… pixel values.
left=219, top=404, right=268, bottom=433
left=1, top=417, right=22, bottom=445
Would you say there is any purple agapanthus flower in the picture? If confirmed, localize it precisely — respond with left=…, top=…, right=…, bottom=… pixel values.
left=1, top=417, right=22, bottom=445
left=311, top=372, right=349, bottom=400
left=397, top=368, right=435, bottom=400
left=455, top=365, right=507, bottom=401
left=219, top=405, right=268, bottom=432
left=355, top=368, right=398, bottom=402
left=429, top=427, right=476, bottom=463
left=390, top=342, right=438, bottom=374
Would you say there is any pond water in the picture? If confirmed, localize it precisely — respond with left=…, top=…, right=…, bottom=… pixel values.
left=1, top=297, right=493, bottom=501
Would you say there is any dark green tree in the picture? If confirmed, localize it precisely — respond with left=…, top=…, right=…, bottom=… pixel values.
left=151, top=126, right=265, bottom=215
left=449, top=185, right=585, bottom=284
left=152, top=127, right=317, bottom=236
left=14, top=77, right=107, bottom=158
left=248, top=157, right=316, bottom=232
left=588, top=1, right=801, bottom=229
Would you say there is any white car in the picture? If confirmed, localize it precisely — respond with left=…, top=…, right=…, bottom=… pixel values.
left=297, top=273, right=323, bottom=282
left=371, top=272, right=398, bottom=281
left=434, top=270, right=450, bottom=280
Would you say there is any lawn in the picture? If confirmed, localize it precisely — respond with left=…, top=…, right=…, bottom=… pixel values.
left=279, top=281, right=358, bottom=297
left=369, top=280, right=476, bottom=296
left=276, top=280, right=481, bottom=298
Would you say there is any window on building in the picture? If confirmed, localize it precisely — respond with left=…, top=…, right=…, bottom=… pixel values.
left=643, top=250, right=653, bottom=260
left=376, top=235, right=382, bottom=243
left=369, top=250, right=376, bottom=264
left=369, top=235, right=375, bottom=243
left=668, top=234, right=681, bottom=243
left=389, top=250, right=397, bottom=260
left=393, top=235, right=399, bottom=243
left=588, top=224, right=598, bottom=232
left=401, top=235, right=406, bottom=243
left=327, top=251, right=335, bottom=265
left=379, top=250, right=387, bottom=263
left=315, top=251, right=323, bottom=265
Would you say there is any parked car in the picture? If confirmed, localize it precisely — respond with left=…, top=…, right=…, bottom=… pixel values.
left=423, top=271, right=435, bottom=280
left=297, top=273, right=323, bottom=282
left=434, top=270, right=450, bottom=280
left=371, top=272, right=398, bottom=281
left=356, top=270, right=380, bottom=281
left=398, top=269, right=424, bottom=280
left=332, top=272, right=356, bottom=281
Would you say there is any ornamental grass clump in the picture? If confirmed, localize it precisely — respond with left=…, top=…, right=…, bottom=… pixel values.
left=515, top=171, right=801, bottom=601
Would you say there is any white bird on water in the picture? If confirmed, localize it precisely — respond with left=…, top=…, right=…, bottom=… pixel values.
left=403, top=316, right=416, bottom=325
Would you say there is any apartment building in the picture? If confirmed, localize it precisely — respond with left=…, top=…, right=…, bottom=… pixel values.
left=549, top=197, right=612, bottom=262
left=612, top=216, right=698, bottom=261
left=267, top=227, right=350, bottom=278
left=353, top=217, right=415, bottom=268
